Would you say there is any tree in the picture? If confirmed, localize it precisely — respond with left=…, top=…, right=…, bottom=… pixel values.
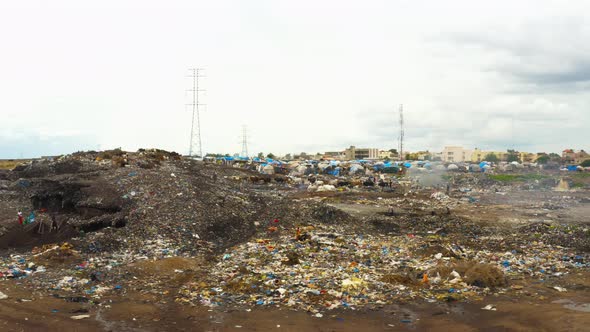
left=405, top=153, right=411, bottom=160
left=536, top=155, right=550, bottom=164
left=548, top=153, right=561, bottom=162
left=507, top=149, right=520, bottom=163
left=581, top=159, right=590, bottom=167
left=507, top=154, right=520, bottom=162
left=266, top=153, right=276, bottom=159
left=484, top=153, right=499, bottom=163
left=257, top=152, right=264, bottom=158
left=388, top=148, right=398, bottom=155
left=285, top=153, right=292, bottom=160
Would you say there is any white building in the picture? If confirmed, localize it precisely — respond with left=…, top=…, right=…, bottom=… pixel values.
left=441, top=146, right=472, bottom=163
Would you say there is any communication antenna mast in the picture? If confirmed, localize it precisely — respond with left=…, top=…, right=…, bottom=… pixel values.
left=399, top=104, right=404, bottom=161
left=187, top=68, right=205, bottom=158
left=240, top=125, right=249, bottom=158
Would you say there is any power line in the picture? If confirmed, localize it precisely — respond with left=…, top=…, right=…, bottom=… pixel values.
left=240, top=125, right=249, bottom=158
left=186, top=68, right=206, bottom=158
left=399, top=104, right=404, bottom=161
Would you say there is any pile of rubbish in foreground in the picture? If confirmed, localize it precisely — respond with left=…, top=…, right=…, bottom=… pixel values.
left=176, top=225, right=588, bottom=313
left=1, top=149, right=589, bottom=316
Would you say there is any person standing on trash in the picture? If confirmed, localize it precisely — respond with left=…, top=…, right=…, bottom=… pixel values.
left=50, top=212, right=59, bottom=231
left=388, top=204, right=394, bottom=216
left=17, top=211, right=24, bottom=227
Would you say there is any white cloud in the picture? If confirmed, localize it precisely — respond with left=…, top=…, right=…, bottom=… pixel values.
left=0, top=0, right=588, bottom=158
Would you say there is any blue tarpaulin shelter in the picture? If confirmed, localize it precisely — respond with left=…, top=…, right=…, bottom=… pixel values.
left=567, top=165, right=578, bottom=171
left=327, top=167, right=341, bottom=176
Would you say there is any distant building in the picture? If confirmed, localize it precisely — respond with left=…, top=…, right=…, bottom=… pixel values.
left=344, top=146, right=379, bottom=160
left=378, top=150, right=396, bottom=160
left=563, top=149, right=589, bottom=164
left=471, top=148, right=509, bottom=162
left=414, top=151, right=433, bottom=161
left=323, top=151, right=344, bottom=160
left=471, top=148, right=486, bottom=162
left=519, top=152, right=537, bottom=163
left=441, top=146, right=472, bottom=163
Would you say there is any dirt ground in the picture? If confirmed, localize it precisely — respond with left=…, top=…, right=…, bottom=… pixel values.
left=1, top=272, right=590, bottom=332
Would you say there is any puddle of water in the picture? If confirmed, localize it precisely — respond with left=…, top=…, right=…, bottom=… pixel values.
left=551, top=299, right=590, bottom=312
left=564, top=303, right=590, bottom=313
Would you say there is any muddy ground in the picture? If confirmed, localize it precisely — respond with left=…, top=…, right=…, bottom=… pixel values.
left=1, top=271, right=590, bottom=332
left=0, top=152, right=589, bottom=331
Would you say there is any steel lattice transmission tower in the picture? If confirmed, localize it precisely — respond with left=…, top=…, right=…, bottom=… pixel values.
left=240, top=125, right=249, bottom=158
left=187, top=68, right=205, bottom=158
left=398, top=104, right=404, bottom=161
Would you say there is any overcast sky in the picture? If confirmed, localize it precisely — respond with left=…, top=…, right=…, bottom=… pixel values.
left=1, top=0, right=589, bottom=158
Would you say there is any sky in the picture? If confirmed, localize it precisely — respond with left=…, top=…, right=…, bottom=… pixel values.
left=1, top=0, right=589, bottom=158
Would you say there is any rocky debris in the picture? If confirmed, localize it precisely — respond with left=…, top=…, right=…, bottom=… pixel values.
left=175, top=225, right=587, bottom=312
left=0, top=149, right=589, bottom=318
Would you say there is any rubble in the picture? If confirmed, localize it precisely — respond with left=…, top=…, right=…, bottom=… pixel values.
left=0, top=149, right=588, bottom=319
left=175, top=224, right=587, bottom=312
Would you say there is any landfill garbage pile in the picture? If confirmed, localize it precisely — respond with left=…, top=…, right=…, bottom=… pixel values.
left=176, top=224, right=589, bottom=313
left=1, top=149, right=589, bottom=318
left=0, top=149, right=368, bottom=301
left=0, top=149, right=334, bottom=254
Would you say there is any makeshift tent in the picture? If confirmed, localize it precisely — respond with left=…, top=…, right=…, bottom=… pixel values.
left=469, top=164, right=481, bottom=172
left=373, top=162, right=385, bottom=171
left=262, top=164, right=275, bottom=174
left=382, top=166, right=399, bottom=174
left=327, top=167, right=341, bottom=176
left=349, top=164, right=364, bottom=174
